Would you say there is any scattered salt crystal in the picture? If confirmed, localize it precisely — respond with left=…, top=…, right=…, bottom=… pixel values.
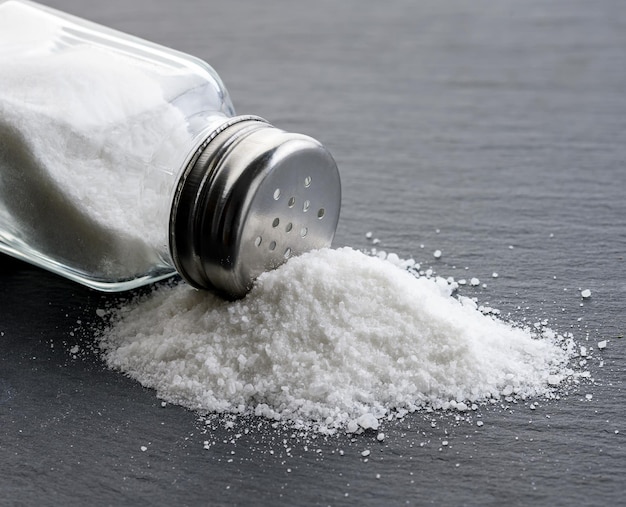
left=585, top=394, right=593, bottom=401
left=581, top=289, right=592, bottom=299
left=470, top=278, right=480, bottom=287
left=580, top=346, right=588, bottom=357
left=356, top=413, right=379, bottom=431
left=372, top=238, right=381, bottom=245
left=441, top=440, right=449, bottom=446
left=69, top=345, right=80, bottom=355
left=433, top=250, right=442, bottom=259
left=476, top=421, right=484, bottom=427
left=386, top=253, right=401, bottom=266
left=140, top=446, right=147, bottom=452
left=96, top=308, right=106, bottom=318
left=361, top=450, right=371, bottom=457
left=502, top=385, right=514, bottom=397
left=365, top=232, right=373, bottom=239
left=597, top=340, right=607, bottom=349
left=376, top=432, right=385, bottom=442
left=346, top=420, right=360, bottom=434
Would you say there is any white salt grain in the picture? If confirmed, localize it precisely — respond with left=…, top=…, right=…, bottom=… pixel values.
left=433, top=250, right=442, bottom=259
left=0, top=46, right=189, bottom=277
left=100, top=247, right=578, bottom=433
left=581, top=289, right=592, bottom=299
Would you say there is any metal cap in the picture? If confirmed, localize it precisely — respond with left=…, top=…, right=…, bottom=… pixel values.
left=170, top=116, right=341, bottom=299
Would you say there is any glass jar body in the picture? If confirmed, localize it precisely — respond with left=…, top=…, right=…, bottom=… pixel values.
left=0, top=0, right=236, bottom=290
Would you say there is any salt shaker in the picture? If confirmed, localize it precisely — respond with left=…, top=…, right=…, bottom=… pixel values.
left=0, top=0, right=341, bottom=298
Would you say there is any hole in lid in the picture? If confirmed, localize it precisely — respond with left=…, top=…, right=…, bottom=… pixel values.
left=284, top=247, right=292, bottom=259
left=285, top=222, right=293, bottom=233
left=254, top=236, right=262, bottom=247
left=269, top=241, right=276, bottom=251
left=317, top=208, right=325, bottom=219
left=304, top=176, right=312, bottom=188
left=300, top=227, right=308, bottom=238
left=273, top=188, right=281, bottom=200
left=303, top=200, right=310, bottom=212
left=272, top=217, right=280, bottom=228
left=288, top=197, right=296, bottom=208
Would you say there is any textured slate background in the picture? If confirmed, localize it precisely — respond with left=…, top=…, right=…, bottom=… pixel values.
left=1, top=0, right=625, bottom=505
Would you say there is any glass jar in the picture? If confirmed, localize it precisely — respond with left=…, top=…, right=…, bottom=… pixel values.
left=0, top=0, right=341, bottom=298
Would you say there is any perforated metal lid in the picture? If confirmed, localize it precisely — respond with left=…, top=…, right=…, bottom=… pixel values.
left=170, top=116, right=341, bottom=299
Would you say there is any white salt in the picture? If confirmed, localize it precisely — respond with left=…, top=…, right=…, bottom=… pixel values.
left=0, top=42, right=193, bottom=280
left=100, top=247, right=578, bottom=433
left=433, top=250, right=442, bottom=259
left=581, top=289, right=592, bottom=299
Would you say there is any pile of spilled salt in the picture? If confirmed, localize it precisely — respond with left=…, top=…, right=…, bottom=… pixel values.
left=99, top=247, right=578, bottom=434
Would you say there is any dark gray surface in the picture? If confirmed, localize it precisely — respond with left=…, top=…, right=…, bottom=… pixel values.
left=2, top=0, right=625, bottom=505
